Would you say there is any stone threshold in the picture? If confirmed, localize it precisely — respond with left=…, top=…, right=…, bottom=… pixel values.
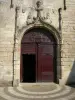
left=19, top=82, right=56, bottom=87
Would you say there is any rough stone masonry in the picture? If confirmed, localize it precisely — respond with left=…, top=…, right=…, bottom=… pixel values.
left=0, top=0, right=75, bottom=86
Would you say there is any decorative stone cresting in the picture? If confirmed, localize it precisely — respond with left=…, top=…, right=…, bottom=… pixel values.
left=27, top=0, right=52, bottom=25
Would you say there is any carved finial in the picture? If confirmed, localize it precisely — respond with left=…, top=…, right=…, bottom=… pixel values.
left=26, top=0, right=52, bottom=25
left=36, top=1, right=42, bottom=8
left=36, top=0, right=43, bottom=18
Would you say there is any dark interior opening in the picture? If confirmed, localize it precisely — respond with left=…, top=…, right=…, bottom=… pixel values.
left=22, top=54, right=36, bottom=82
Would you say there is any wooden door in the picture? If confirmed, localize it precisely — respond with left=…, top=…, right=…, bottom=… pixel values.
left=38, top=43, right=54, bottom=82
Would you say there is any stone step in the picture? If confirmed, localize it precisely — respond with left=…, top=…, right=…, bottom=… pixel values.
left=0, top=84, right=75, bottom=100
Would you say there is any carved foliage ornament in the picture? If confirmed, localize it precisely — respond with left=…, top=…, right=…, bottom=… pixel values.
left=27, top=0, right=51, bottom=25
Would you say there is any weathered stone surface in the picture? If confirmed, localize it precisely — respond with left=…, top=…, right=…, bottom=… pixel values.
left=0, top=0, right=75, bottom=86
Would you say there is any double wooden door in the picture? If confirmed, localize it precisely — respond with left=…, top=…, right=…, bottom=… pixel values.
left=21, top=43, right=54, bottom=82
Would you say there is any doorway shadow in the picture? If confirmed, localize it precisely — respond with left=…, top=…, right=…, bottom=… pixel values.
left=22, top=54, right=36, bottom=82
left=66, top=60, right=75, bottom=88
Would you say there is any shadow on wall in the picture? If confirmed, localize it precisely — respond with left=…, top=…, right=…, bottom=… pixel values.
left=66, top=60, right=75, bottom=87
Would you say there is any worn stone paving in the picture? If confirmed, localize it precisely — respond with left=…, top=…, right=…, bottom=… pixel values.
left=0, top=83, right=75, bottom=100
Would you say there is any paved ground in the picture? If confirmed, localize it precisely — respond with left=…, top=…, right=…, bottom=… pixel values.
left=0, top=83, right=75, bottom=100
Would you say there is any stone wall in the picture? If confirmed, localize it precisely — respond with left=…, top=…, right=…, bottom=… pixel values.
left=0, top=0, right=15, bottom=86
left=61, top=0, right=75, bottom=85
left=0, top=0, right=75, bottom=86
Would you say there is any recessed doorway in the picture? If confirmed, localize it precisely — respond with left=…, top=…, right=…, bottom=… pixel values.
left=20, top=28, right=57, bottom=83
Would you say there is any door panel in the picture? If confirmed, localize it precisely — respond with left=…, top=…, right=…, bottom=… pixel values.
left=21, top=43, right=36, bottom=54
left=38, top=44, right=54, bottom=82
